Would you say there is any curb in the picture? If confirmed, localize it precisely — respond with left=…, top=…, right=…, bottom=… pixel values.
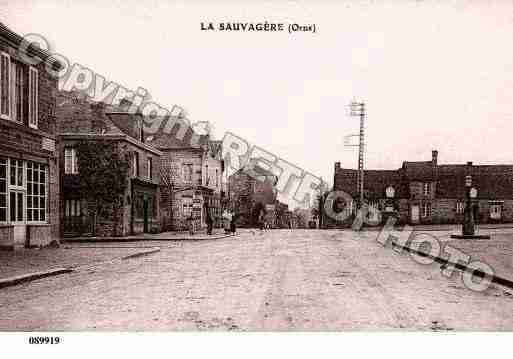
left=393, top=243, right=513, bottom=290
left=0, top=267, right=74, bottom=289
left=121, top=247, right=161, bottom=260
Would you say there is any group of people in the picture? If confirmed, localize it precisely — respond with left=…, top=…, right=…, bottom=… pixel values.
left=202, top=202, right=237, bottom=235
left=222, top=209, right=237, bottom=234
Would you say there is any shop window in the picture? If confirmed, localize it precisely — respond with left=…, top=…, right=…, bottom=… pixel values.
left=26, top=162, right=47, bottom=222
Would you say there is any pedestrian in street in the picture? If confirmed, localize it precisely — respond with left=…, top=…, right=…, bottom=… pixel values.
left=230, top=211, right=237, bottom=234
left=187, top=213, right=195, bottom=235
left=223, top=209, right=232, bottom=234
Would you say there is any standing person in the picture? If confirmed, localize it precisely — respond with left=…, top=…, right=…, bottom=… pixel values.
left=258, top=211, right=265, bottom=232
left=187, top=213, right=195, bottom=235
left=230, top=210, right=237, bottom=234
left=223, top=209, right=232, bottom=234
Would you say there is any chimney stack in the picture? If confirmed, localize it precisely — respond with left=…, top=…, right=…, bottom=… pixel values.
left=432, top=150, right=438, bottom=166
left=335, top=162, right=341, bottom=171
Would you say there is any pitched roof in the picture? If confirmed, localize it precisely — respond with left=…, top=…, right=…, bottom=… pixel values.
left=436, top=164, right=513, bottom=199
left=144, top=117, right=209, bottom=149
left=401, top=161, right=436, bottom=181
left=231, top=160, right=279, bottom=186
left=334, top=161, right=513, bottom=200
left=334, top=168, right=407, bottom=200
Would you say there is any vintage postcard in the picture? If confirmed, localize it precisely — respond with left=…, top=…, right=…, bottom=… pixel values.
left=1, top=0, right=512, bottom=356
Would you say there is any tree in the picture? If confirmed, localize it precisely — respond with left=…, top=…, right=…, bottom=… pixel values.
left=75, top=140, right=130, bottom=235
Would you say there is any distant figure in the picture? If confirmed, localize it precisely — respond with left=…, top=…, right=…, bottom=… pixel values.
left=257, top=209, right=267, bottom=232
left=187, top=214, right=195, bottom=235
left=230, top=211, right=237, bottom=234
left=223, top=209, right=232, bottom=234
left=205, top=202, right=213, bottom=235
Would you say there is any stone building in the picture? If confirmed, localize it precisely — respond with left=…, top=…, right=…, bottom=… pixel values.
left=147, top=125, right=225, bottom=231
left=0, top=23, right=62, bottom=249
left=332, top=150, right=513, bottom=226
left=228, top=163, right=293, bottom=228
left=56, top=91, right=162, bottom=237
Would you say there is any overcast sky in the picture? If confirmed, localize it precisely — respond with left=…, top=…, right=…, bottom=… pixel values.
left=3, top=0, right=513, bottom=184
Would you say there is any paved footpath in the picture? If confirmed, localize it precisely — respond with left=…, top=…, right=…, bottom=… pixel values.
left=1, top=229, right=512, bottom=331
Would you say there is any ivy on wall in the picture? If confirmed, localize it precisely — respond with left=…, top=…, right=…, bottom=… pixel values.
left=75, top=140, right=130, bottom=225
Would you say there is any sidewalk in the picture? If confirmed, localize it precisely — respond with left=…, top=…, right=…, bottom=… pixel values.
left=0, top=245, right=153, bottom=281
left=352, top=223, right=513, bottom=232
left=63, top=229, right=238, bottom=243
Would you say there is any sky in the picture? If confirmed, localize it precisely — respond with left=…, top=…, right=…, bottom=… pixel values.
left=2, top=0, right=513, bottom=184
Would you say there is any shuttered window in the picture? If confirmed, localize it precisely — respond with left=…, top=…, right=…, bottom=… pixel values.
left=10, top=61, right=25, bottom=123
left=28, top=67, right=38, bottom=128
left=0, top=52, right=11, bottom=118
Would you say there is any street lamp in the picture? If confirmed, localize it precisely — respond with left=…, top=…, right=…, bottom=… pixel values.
left=462, top=175, right=475, bottom=236
left=451, top=175, right=490, bottom=239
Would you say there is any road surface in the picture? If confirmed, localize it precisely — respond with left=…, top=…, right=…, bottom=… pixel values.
left=1, top=229, right=512, bottom=330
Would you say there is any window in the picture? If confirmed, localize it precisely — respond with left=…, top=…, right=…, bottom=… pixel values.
left=147, top=157, right=152, bottom=179
left=10, top=61, right=25, bottom=123
left=0, top=159, right=6, bottom=222
left=490, top=204, right=502, bottom=220
left=9, top=191, right=24, bottom=222
left=64, top=148, right=78, bottom=174
left=215, top=168, right=219, bottom=187
left=1, top=52, right=11, bottom=118
left=28, top=67, right=38, bottom=128
left=421, top=202, right=431, bottom=218
left=9, top=159, right=23, bottom=187
left=205, top=164, right=209, bottom=185
left=26, top=162, right=47, bottom=222
left=133, top=152, right=139, bottom=177
left=423, top=182, right=431, bottom=196
left=456, top=201, right=464, bottom=214
left=183, top=163, right=193, bottom=182
left=182, top=198, right=193, bottom=217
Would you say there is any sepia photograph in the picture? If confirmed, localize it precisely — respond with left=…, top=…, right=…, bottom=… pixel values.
left=1, top=0, right=513, bottom=356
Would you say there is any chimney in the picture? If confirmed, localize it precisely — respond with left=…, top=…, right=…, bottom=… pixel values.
left=335, top=162, right=341, bottom=171
left=467, top=161, right=473, bottom=167
left=432, top=150, right=438, bottom=166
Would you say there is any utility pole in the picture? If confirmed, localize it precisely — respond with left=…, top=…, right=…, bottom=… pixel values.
left=349, top=101, right=365, bottom=210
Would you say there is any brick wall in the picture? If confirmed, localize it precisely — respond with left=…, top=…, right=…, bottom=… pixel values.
left=0, top=30, right=60, bottom=248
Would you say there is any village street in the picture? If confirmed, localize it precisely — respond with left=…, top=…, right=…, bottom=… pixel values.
left=1, top=229, right=513, bottom=331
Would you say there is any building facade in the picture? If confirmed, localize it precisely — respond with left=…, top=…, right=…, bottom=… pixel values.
left=56, top=91, right=162, bottom=237
left=147, top=125, right=225, bottom=231
left=332, top=150, right=513, bottom=226
left=228, top=163, right=294, bottom=228
left=0, top=23, right=62, bottom=249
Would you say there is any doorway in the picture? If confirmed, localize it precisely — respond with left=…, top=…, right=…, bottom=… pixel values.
left=9, top=190, right=25, bottom=245
left=143, top=196, right=149, bottom=233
